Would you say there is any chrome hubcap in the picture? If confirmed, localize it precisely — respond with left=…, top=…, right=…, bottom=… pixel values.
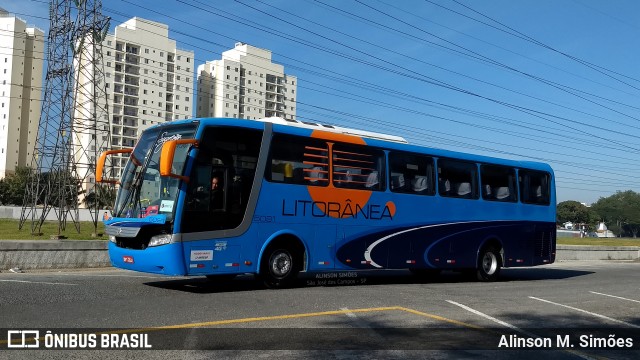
left=270, top=251, right=291, bottom=277
left=482, top=252, right=497, bottom=275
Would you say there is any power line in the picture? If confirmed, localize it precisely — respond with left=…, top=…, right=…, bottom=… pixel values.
left=174, top=0, right=640, bottom=152
left=373, top=0, right=640, bottom=100
left=2, top=6, right=636, bottom=160
left=6, top=0, right=640, bottom=200
left=5, top=5, right=640, bottom=165
left=444, top=0, right=640, bottom=90
left=243, top=0, right=640, bottom=134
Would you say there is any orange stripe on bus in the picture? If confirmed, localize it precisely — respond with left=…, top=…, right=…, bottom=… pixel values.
left=310, top=130, right=366, bottom=145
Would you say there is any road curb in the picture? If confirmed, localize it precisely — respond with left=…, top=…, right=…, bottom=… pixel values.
left=0, top=240, right=110, bottom=270
left=556, top=244, right=640, bottom=261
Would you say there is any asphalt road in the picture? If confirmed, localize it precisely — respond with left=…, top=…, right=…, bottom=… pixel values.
left=1, top=261, right=639, bottom=359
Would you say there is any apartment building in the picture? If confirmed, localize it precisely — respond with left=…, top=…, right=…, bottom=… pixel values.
left=196, top=42, right=297, bottom=121
left=103, top=18, right=194, bottom=174
left=0, top=8, right=43, bottom=178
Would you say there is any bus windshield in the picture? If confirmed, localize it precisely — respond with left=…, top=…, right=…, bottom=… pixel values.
left=113, top=123, right=198, bottom=221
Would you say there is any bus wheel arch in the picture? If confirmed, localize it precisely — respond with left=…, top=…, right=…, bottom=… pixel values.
left=476, top=238, right=503, bottom=282
left=258, top=233, right=307, bottom=288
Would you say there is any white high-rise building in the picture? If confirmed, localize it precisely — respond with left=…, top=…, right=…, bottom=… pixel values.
left=0, top=9, right=43, bottom=178
left=75, top=17, right=195, bottom=179
left=196, top=43, right=297, bottom=120
left=104, top=18, right=194, bottom=176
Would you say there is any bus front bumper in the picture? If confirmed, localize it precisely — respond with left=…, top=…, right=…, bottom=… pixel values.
left=108, top=242, right=186, bottom=276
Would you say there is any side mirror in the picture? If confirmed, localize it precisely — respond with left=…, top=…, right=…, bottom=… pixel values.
left=160, top=139, right=198, bottom=182
left=96, top=149, right=133, bottom=184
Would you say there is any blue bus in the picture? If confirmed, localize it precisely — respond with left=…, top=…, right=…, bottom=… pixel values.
left=97, top=117, right=556, bottom=287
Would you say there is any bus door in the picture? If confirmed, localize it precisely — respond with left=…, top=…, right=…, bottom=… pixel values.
left=179, top=126, right=263, bottom=274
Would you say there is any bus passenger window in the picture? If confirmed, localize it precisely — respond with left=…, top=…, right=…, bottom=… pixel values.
left=388, top=151, right=435, bottom=195
left=480, top=165, right=517, bottom=202
left=519, top=170, right=550, bottom=205
left=332, top=144, right=385, bottom=191
left=437, top=159, right=478, bottom=199
left=266, top=135, right=329, bottom=187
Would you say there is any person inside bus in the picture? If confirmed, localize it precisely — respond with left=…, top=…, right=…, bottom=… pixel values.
left=193, top=174, right=224, bottom=210
left=209, top=174, right=224, bottom=209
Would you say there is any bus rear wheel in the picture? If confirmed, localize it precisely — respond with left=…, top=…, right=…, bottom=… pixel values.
left=476, top=246, right=501, bottom=281
left=261, top=247, right=299, bottom=288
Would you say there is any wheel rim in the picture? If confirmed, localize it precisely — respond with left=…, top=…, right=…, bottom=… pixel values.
left=482, top=252, right=498, bottom=275
left=270, top=250, right=292, bottom=278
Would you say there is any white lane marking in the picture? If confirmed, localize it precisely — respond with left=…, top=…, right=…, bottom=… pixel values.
left=0, top=279, right=77, bottom=286
left=447, top=300, right=595, bottom=360
left=529, top=296, right=640, bottom=328
left=589, top=291, right=640, bottom=304
left=446, top=300, right=538, bottom=338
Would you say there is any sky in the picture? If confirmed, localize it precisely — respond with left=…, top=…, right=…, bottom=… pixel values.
left=6, top=0, right=640, bottom=205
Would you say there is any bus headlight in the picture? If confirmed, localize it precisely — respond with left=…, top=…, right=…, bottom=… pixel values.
left=109, top=235, right=116, bottom=243
left=148, top=234, right=172, bottom=247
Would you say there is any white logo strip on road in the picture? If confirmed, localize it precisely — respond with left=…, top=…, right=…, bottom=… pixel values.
left=529, top=296, right=640, bottom=328
left=0, top=280, right=78, bottom=286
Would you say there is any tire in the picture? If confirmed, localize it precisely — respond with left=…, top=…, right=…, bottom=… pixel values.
left=476, top=246, right=502, bottom=281
left=261, top=247, right=300, bottom=288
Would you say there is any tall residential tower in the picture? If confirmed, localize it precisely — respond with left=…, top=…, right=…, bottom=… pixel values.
left=196, top=43, right=297, bottom=121
left=98, top=17, right=194, bottom=176
left=0, top=9, right=43, bottom=178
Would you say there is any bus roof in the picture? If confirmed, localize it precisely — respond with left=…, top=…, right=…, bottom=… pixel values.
left=149, top=117, right=552, bottom=173
left=255, top=117, right=408, bottom=144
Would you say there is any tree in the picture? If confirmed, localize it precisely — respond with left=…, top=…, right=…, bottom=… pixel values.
left=0, top=167, right=32, bottom=205
left=556, top=200, right=598, bottom=229
left=591, top=190, right=640, bottom=238
left=82, top=185, right=116, bottom=210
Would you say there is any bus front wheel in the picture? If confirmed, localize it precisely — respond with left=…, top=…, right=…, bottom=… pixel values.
left=476, top=246, right=501, bottom=282
left=261, top=247, right=299, bottom=288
